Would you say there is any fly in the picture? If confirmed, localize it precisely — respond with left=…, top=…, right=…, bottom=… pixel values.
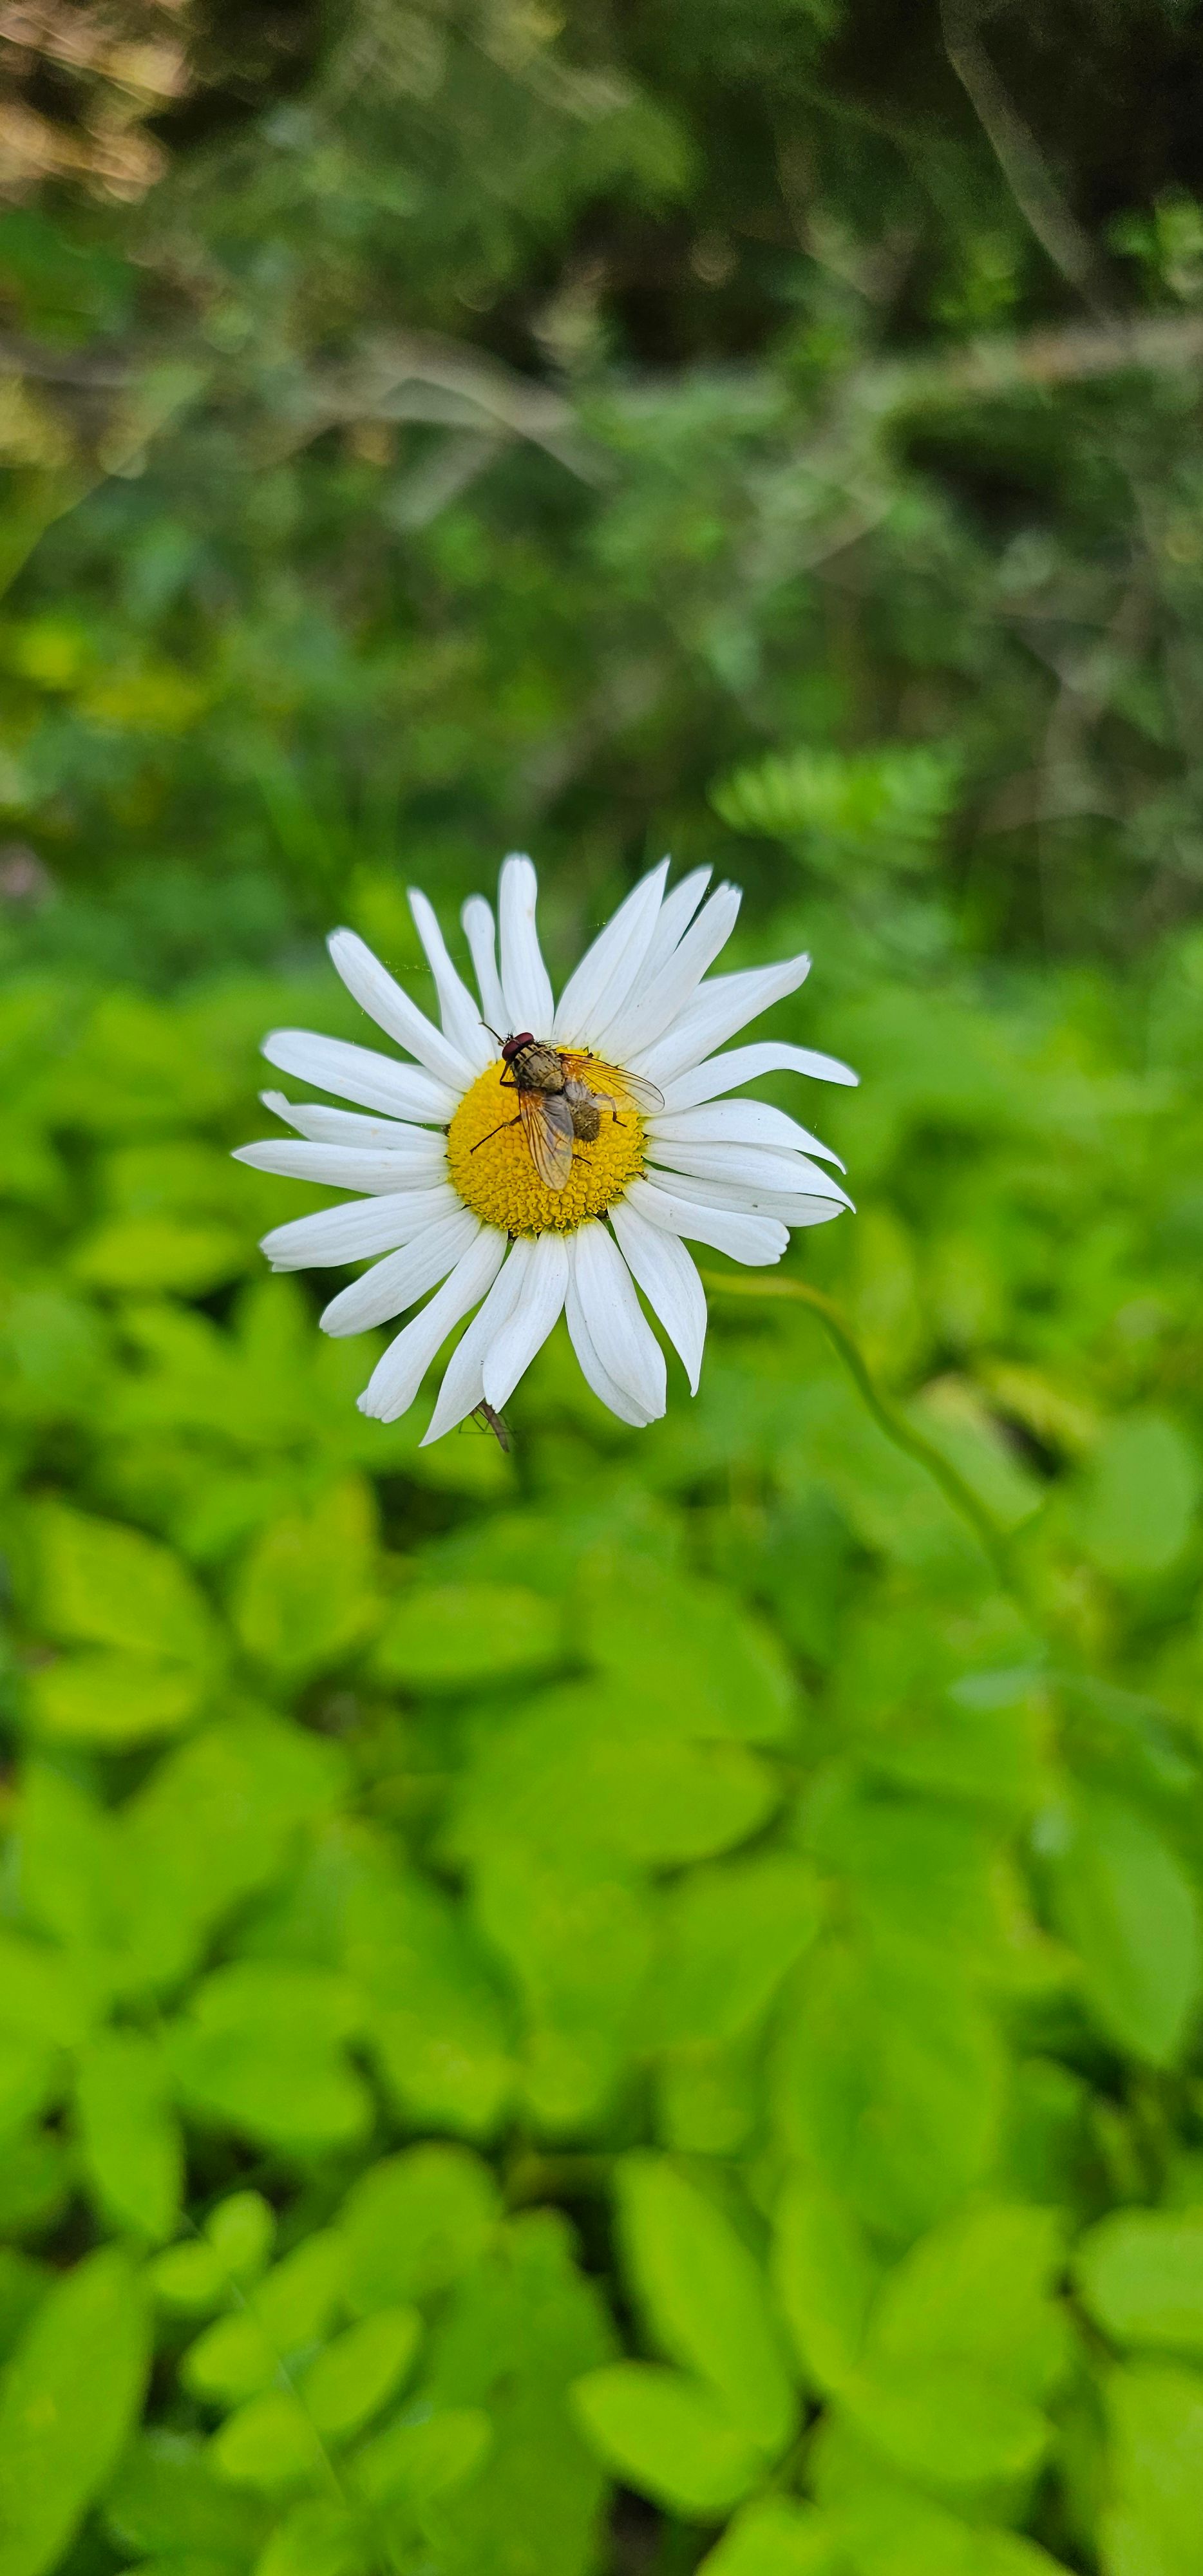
left=473, top=1028, right=663, bottom=1193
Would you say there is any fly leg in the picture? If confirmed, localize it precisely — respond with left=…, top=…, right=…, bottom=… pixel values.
left=470, top=1115, right=524, bottom=1153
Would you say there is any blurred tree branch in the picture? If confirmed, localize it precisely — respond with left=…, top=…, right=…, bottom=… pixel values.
left=939, top=0, right=1111, bottom=318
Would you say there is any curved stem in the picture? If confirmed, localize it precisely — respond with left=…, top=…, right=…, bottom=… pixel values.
left=699, top=1270, right=1023, bottom=1605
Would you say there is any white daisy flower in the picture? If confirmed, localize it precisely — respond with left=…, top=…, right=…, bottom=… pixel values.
left=234, top=855, right=857, bottom=1439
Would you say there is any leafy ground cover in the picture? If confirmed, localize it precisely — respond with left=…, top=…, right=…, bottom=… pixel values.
left=2, top=909, right=1203, bottom=2575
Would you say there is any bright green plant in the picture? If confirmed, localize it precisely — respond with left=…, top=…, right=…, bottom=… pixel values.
left=1, top=911, right=1202, bottom=2573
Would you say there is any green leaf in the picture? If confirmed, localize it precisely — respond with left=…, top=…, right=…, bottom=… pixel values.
left=372, top=1583, right=562, bottom=1689
left=149, top=2192, right=276, bottom=2313
left=27, top=1648, right=207, bottom=1745
left=209, top=2194, right=279, bottom=2275
left=789, top=2179, right=1068, bottom=2496
left=710, top=741, right=960, bottom=866
left=577, top=1554, right=795, bottom=1746
left=1076, top=2210, right=1203, bottom=2357
left=0, top=2247, right=149, bottom=2576
left=209, top=2392, right=327, bottom=2492
left=1076, top=1414, right=1200, bottom=1579
left=339, top=2146, right=500, bottom=2315
left=645, top=1854, right=821, bottom=2048
left=168, top=1965, right=370, bottom=2154
left=31, top=1501, right=218, bottom=1664
left=104, top=2429, right=270, bottom=2561
left=803, top=1786, right=1014, bottom=1973
left=865, top=2203, right=1070, bottom=2400
left=121, top=1716, right=346, bottom=1992
left=0, top=2129, right=72, bottom=2240
left=348, top=2405, right=491, bottom=2508
left=471, top=1846, right=655, bottom=2126
left=455, top=1692, right=778, bottom=1872
left=616, top=2155, right=796, bottom=2452
left=255, top=2499, right=370, bottom=2576
left=16, top=1763, right=120, bottom=1958
left=837, top=2361, right=1048, bottom=2497
left=301, top=2307, right=421, bottom=2441
left=71, top=1214, right=251, bottom=1293
left=0, top=2260, right=48, bottom=2371
left=699, top=2498, right=844, bottom=2575
left=0, top=2029, right=59, bottom=2142
left=1048, top=1790, right=1202, bottom=2065
left=773, top=2177, right=880, bottom=2395
left=184, top=2233, right=346, bottom=2407
left=75, top=2028, right=182, bottom=2242
left=0, top=1930, right=97, bottom=2047
left=773, top=1940, right=1003, bottom=2238
left=344, top=1866, right=514, bottom=2139
left=23, top=1509, right=221, bottom=1732
left=571, top=2364, right=764, bottom=2517
left=1101, top=2362, right=1203, bottom=2576
left=421, top=2208, right=616, bottom=2576
left=656, top=2028, right=761, bottom=2155
left=232, top=1479, right=381, bottom=1681
left=831, top=2481, right=1067, bottom=2575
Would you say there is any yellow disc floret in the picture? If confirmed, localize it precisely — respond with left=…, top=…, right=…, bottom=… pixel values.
left=447, top=1051, right=645, bottom=1235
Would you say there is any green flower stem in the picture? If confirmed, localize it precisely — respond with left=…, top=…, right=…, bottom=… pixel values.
left=698, top=1270, right=1022, bottom=1607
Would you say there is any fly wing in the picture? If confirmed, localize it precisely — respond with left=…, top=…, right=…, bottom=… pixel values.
left=519, top=1086, right=574, bottom=1189
left=559, top=1051, right=664, bottom=1113
left=614, top=1069, right=665, bottom=1112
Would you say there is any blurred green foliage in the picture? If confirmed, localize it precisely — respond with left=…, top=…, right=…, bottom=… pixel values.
left=5, top=3, right=1203, bottom=2572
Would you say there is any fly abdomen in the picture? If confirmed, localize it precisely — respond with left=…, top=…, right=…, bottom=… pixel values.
left=569, top=1097, right=602, bottom=1143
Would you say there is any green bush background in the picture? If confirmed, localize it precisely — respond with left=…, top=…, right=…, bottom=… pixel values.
left=4, top=5, right=1203, bottom=2571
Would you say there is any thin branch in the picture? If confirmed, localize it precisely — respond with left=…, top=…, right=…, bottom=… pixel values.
left=885, top=309, right=1203, bottom=401
left=939, top=0, right=1111, bottom=321
left=294, top=332, right=606, bottom=482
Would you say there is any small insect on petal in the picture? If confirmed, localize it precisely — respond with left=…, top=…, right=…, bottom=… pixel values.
left=470, top=1399, right=511, bottom=1451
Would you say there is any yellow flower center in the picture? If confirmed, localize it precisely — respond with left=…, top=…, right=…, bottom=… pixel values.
left=447, top=1050, right=646, bottom=1235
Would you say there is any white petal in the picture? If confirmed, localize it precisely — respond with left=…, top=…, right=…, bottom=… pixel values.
left=609, top=1200, right=706, bottom=1394
left=409, top=889, right=493, bottom=1072
left=647, top=1139, right=851, bottom=1204
left=328, top=928, right=473, bottom=1088
left=649, top=1099, right=843, bottom=1168
left=775, top=1200, right=844, bottom=1229
left=261, top=1092, right=439, bottom=1150
left=659, top=1039, right=858, bottom=1108
left=564, top=1268, right=657, bottom=1426
left=319, top=1208, right=481, bottom=1336
left=234, top=1137, right=447, bottom=1193
left=261, top=1029, right=455, bottom=1123
left=570, top=1220, right=666, bottom=1420
left=551, top=860, right=668, bottom=1046
left=626, top=1175, right=788, bottom=1266
left=627, top=865, right=712, bottom=992
left=461, top=895, right=508, bottom=1037
left=261, top=1184, right=461, bottom=1271
left=421, top=1242, right=527, bottom=1444
left=643, top=1162, right=850, bottom=1222
left=482, top=1229, right=569, bottom=1409
left=598, top=883, right=741, bottom=1063
left=632, top=953, right=811, bottom=1087
left=358, top=1229, right=507, bottom=1422
left=498, top=855, right=554, bottom=1034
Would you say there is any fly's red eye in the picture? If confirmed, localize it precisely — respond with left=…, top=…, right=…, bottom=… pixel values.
left=503, top=1032, right=534, bottom=1058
